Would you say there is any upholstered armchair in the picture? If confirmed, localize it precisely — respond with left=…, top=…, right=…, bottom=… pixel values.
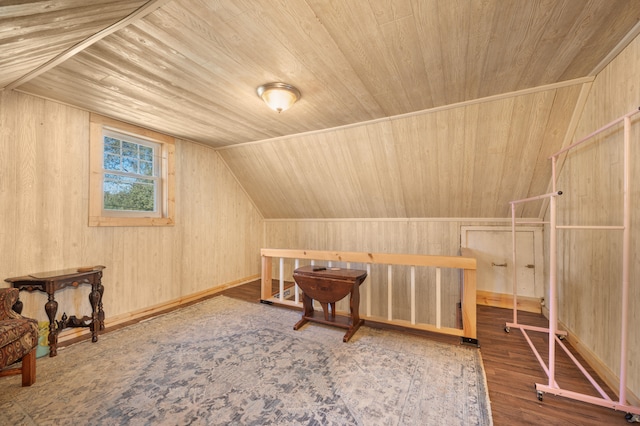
left=0, top=288, right=38, bottom=386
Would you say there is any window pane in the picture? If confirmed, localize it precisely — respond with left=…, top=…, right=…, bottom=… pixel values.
left=104, top=153, right=121, bottom=171
left=122, top=141, right=138, bottom=158
left=104, top=137, right=121, bottom=154
left=139, top=160, right=153, bottom=176
left=103, top=173, right=155, bottom=212
left=103, top=133, right=158, bottom=176
left=139, top=145, right=153, bottom=161
left=122, top=157, right=138, bottom=173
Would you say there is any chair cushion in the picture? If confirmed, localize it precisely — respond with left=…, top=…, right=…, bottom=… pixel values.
left=0, top=318, right=38, bottom=369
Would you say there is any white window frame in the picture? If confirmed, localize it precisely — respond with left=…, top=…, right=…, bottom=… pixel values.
left=89, top=114, right=175, bottom=227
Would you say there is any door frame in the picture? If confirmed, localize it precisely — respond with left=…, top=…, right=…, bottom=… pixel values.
left=461, top=225, right=544, bottom=312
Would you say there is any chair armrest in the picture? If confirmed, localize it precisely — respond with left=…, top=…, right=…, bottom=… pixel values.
left=0, top=288, right=21, bottom=320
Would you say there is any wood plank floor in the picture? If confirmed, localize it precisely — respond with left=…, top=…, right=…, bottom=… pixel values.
left=219, top=281, right=632, bottom=425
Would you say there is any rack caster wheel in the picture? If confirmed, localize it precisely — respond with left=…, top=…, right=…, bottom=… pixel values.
left=536, top=390, right=544, bottom=402
left=557, top=334, right=566, bottom=341
left=504, top=326, right=510, bottom=333
left=626, top=413, right=640, bottom=423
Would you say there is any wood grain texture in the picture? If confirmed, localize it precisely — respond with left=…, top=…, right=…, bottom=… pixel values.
left=0, top=90, right=264, bottom=325
left=4, top=0, right=171, bottom=91
left=546, top=33, right=640, bottom=406
left=261, top=246, right=478, bottom=332
left=0, top=0, right=147, bottom=88
left=1, top=0, right=639, bottom=410
left=3, top=0, right=639, bottom=147
left=219, top=83, right=584, bottom=219
left=263, top=218, right=509, bottom=329
left=478, top=306, right=631, bottom=425
left=6, top=0, right=640, bottom=222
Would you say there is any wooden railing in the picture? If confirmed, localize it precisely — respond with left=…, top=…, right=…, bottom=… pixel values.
left=261, top=248, right=477, bottom=342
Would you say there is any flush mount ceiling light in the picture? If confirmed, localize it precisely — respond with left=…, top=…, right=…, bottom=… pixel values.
left=256, top=82, right=301, bottom=113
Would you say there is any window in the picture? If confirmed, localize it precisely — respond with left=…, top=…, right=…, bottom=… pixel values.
left=102, top=130, right=159, bottom=215
left=89, top=114, right=175, bottom=227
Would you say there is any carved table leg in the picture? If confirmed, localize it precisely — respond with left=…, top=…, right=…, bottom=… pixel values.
left=97, top=272, right=105, bottom=330
left=45, top=293, right=59, bottom=357
left=89, top=283, right=101, bottom=343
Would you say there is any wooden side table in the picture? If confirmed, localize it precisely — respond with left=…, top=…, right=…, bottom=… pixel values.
left=5, top=266, right=106, bottom=357
left=292, top=265, right=367, bottom=342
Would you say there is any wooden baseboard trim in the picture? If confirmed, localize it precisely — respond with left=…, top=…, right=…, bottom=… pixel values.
left=541, top=307, right=639, bottom=407
left=476, top=290, right=541, bottom=313
left=56, top=274, right=260, bottom=344
left=556, top=319, right=640, bottom=408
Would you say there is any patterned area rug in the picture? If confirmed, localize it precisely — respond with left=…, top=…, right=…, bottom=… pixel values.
left=0, top=296, right=492, bottom=425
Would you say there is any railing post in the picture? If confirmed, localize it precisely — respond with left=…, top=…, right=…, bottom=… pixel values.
left=261, top=255, right=272, bottom=301
left=462, top=268, right=477, bottom=339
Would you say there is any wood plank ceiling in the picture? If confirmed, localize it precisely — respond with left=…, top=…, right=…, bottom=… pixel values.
left=2, top=0, right=640, bottom=218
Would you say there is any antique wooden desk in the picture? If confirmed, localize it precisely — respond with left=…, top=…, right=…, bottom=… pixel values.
left=292, top=265, right=367, bottom=342
left=5, top=266, right=106, bottom=357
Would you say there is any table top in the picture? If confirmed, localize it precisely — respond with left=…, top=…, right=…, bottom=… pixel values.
left=5, top=265, right=105, bottom=283
left=293, top=265, right=367, bottom=280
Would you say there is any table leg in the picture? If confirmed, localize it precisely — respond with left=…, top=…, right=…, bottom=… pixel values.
left=349, top=283, right=361, bottom=325
left=343, top=283, right=364, bottom=342
left=45, top=293, right=58, bottom=357
left=320, top=302, right=330, bottom=320
left=97, top=272, right=105, bottom=330
left=294, top=293, right=314, bottom=330
left=342, top=319, right=364, bottom=342
left=89, top=283, right=101, bottom=343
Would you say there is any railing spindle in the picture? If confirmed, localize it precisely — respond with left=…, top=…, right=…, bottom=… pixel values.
left=366, top=264, right=371, bottom=317
left=410, top=266, right=416, bottom=325
left=279, top=257, right=284, bottom=302
left=387, top=265, right=393, bottom=321
left=294, top=258, right=300, bottom=303
left=436, top=267, right=442, bottom=329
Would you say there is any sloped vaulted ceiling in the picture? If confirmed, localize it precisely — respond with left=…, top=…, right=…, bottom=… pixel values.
left=2, top=0, right=640, bottom=218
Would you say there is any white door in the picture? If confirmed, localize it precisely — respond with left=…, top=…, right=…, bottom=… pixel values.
left=461, top=226, right=543, bottom=299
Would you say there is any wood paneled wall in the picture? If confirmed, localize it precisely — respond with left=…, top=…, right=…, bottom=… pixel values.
left=0, top=90, right=264, bottom=325
left=550, top=33, right=640, bottom=402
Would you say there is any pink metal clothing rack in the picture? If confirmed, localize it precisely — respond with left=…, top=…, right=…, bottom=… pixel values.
left=506, top=108, right=640, bottom=420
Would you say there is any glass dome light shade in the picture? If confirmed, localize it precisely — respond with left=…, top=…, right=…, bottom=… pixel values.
left=256, top=82, right=301, bottom=113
